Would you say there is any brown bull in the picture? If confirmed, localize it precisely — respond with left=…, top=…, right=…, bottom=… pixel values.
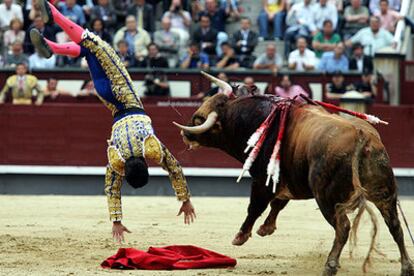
left=174, top=73, right=414, bottom=276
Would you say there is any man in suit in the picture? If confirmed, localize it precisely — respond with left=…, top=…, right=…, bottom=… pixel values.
left=0, top=63, right=44, bottom=105
left=127, top=0, right=155, bottom=34
left=90, top=0, right=117, bottom=32
left=348, top=42, right=374, bottom=73
left=24, top=15, right=57, bottom=54
left=192, top=15, right=218, bottom=56
left=231, top=17, right=258, bottom=67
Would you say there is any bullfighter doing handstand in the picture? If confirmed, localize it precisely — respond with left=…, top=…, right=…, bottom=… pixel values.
left=31, top=0, right=195, bottom=243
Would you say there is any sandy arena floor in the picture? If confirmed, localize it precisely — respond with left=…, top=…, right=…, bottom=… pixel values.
left=0, top=195, right=413, bottom=276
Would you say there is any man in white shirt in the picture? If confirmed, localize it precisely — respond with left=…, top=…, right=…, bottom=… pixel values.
left=29, top=49, right=57, bottom=70
left=284, top=0, right=317, bottom=58
left=313, top=0, right=338, bottom=31
left=346, top=16, right=396, bottom=56
left=253, top=43, right=283, bottom=73
left=0, top=0, right=24, bottom=30
left=288, top=37, right=316, bottom=71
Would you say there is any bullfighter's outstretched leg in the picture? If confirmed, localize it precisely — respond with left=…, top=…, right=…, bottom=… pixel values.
left=40, top=1, right=84, bottom=43
left=233, top=179, right=274, bottom=246
left=257, top=199, right=289, bottom=237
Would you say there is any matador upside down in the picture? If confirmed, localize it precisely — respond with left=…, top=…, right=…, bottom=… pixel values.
left=31, top=0, right=195, bottom=243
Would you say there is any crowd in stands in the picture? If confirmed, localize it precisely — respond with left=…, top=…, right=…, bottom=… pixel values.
left=0, top=0, right=409, bottom=102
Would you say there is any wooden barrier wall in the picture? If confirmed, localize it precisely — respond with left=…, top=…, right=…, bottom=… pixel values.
left=0, top=103, right=413, bottom=168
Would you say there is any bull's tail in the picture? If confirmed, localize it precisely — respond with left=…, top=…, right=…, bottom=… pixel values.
left=335, top=130, right=380, bottom=273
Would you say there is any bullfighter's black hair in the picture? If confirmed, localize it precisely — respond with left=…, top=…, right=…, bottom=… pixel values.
left=125, top=157, right=149, bottom=189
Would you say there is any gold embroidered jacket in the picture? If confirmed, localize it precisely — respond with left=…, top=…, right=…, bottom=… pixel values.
left=0, top=74, right=44, bottom=105
left=105, top=115, right=190, bottom=222
left=79, top=32, right=190, bottom=222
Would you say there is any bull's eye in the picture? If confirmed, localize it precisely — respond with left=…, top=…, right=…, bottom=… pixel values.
left=193, top=116, right=205, bottom=126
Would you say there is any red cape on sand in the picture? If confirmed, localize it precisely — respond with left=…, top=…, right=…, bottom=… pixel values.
left=101, top=245, right=237, bottom=270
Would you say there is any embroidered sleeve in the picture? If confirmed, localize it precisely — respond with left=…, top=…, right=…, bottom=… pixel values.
left=34, top=81, right=44, bottom=105
left=0, top=79, right=10, bottom=103
left=104, top=165, right=124, bottom=222
left=160, top=145, right=190, bottom=202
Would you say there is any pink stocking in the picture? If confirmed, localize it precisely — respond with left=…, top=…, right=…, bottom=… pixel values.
left=45, top=38, right=81, bottom=58
left=48, top=2, right=84, bottom=44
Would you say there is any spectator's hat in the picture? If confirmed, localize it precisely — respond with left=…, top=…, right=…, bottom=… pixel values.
left=332, top=70, right=344, bottom=77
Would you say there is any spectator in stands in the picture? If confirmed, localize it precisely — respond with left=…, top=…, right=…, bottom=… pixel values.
left=44, top=77, right=72, bottom=100
left=348, top=42, right=374, bottom=72
left=180, top=42, right=209, bottom=69
left=239, top=76, right=261, bottom=96
left=274, top=74, right=308, bottom=98
left=113, top=16, right=151, bottom=63
left=288, top=37, right=316, bottom=71
left=257, top=0, right=287, bottom=41
left=144, top=71, right=171, bottom=96
left=353, top=69, right=377, bottom=98
left=90, top=0, right=117, bottom=32
left=111, top=0, right=133, bottom=28
left=0, top=63, right=43, bottom=105
left=28, top=0, right=42, bottom=23
left=192, top=14, right=218, bottom=56
left=29, top=49, right=56, bottom=70
left=284, top=0, right=317, bottom=58
left=116, top=40, right=137, bottom=68
left=0, top=0, right=24, bottom=31
left=375, top=0, right=404, bottom=33
left=44, top=77, right=71, bottom=100
left=346, top=16, right=396, bottom=56
left=153, top=17, right=180, bottom=68
left=370, top=0, right=400, bottom=14
left=313, top=0, right=338, bottom=32
left=58, top=0, right=86, bottom=26
left=24, top=15, right=57, bottom=54
left=5, top=40, right=28, bottom=68
left=318, top=42, right=349, bottom=73
left=4, top=19, right=26, bottom=55
left=127, top=0, right=155, bottom=33
left=312, top=20, right=341, bottom=59
left=343, top=0, right=369, bottom=39
left=215, top=42, right=240, bottom=69
left=162, top=0, right=192, bottom=34
left=199, top=0, right=229, bottom=55
left=139, top=43, right=169, bottom=68
left=90, top=18, right=112, bottom=44
left=220, top=0, right=241, bottom=21
left=78, top=80, right=96, bottom=97
left=328, top=0, right=344, bottom=13
left=325, top=71, right=353, bottom=99
left=196, top=72, right=229, bottom=99
left=232, top=17, right=259, bottom=68
left=253, top=43, right=283, bottom=73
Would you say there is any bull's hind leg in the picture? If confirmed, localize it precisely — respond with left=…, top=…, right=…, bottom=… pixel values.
left=257, top=199, right=289, bottom=237
left=232, top=179, right=274, bottom=246
left=316, top=198, right=351, bottom=276
left=373, top=197, right=414, bottom=275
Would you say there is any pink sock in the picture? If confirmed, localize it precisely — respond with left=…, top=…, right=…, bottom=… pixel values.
left=48, top=2, right=84, bottom=44
left=45, top=39, right=81, bottom=58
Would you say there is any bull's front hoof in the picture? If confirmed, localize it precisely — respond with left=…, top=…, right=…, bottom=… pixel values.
left=232, top=231, right=251, bottom=246
left=322, top=260, right=339, bottom=276
left=256, top=224, right=276, bottom=237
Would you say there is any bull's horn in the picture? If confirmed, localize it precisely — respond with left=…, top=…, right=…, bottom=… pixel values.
left=201, top=71, right=233, bottom=97
left=173, top=112, right=218, bottom=134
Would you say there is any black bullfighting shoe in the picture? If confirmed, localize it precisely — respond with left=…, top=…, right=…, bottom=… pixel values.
left=30, top=29, right=53, bottom=59
left=38, top=0, right=54, bottom=25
